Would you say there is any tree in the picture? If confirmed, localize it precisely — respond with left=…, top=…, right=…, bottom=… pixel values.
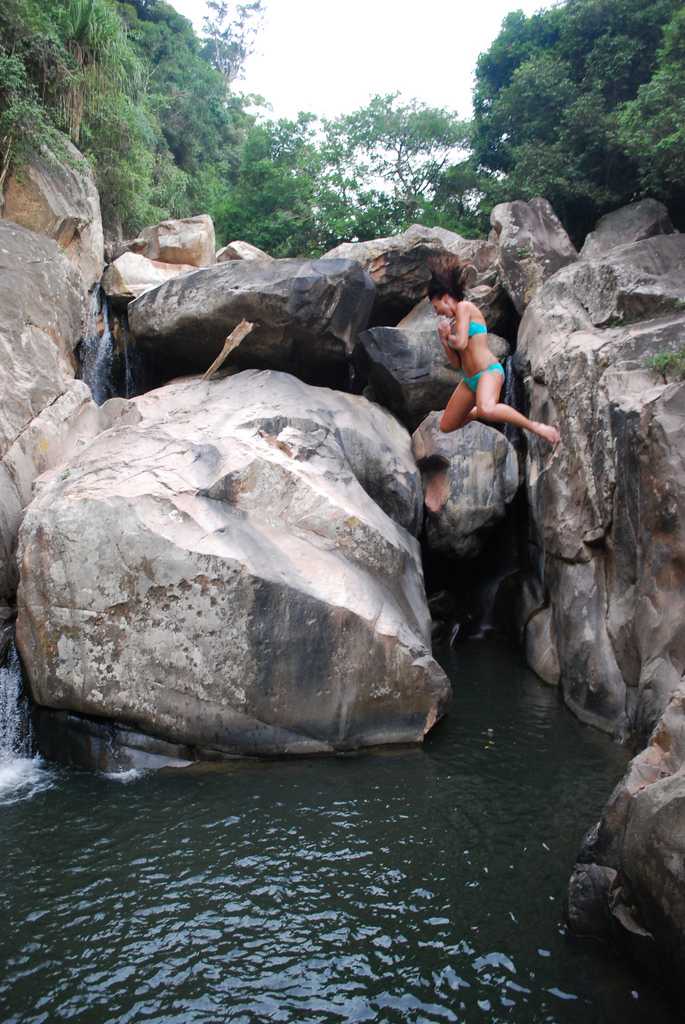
left=202, top=0, right=263, bottom=83
left=472, top=0, right=683, bottom=241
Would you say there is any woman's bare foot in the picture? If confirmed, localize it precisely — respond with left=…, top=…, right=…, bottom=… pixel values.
left=532, top=422, right=561, bottom=445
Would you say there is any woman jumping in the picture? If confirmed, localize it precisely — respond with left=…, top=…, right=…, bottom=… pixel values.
left=428, top=266, right=560, bottom=445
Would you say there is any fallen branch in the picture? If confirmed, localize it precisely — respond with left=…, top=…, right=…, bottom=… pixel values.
left=202, top=319, right=254, bottom=380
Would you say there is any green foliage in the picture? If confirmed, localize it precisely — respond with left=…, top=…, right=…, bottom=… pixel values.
left=646, top=347, right=685, bottom=382
left=473, top=0, right=684, bottom=241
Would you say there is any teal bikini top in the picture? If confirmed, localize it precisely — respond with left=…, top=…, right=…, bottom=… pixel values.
left=468, top=321, right=487, bottom=336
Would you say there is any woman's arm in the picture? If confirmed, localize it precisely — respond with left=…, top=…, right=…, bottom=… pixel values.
left=446, top=302, right=470, bottom=352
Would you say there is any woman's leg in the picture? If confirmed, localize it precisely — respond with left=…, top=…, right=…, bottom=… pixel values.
left=475, top=371, right=560, bottom=444
left=439, top=382, right=476, bottom=433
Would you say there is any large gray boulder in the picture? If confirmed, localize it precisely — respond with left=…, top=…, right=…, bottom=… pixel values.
left=357, top=299, right=509, bottom=430
left=412, top=414, right=518, bottom=559
left=0, top=220, right=86, bottom=612
left=580, top=199, right=675, bottom=261
left=16, top=370, right=450, bottom=761
left=516, top=234, right=685, bottom=737
left=568, top=687, right=685, bottom=986
left=1, top=139, right=104, bottom=292
left=490, top=197, right=577, bottom=314
left=322, top=223, right=509, bottom=329
left=128, top=257, right=375, bottom=387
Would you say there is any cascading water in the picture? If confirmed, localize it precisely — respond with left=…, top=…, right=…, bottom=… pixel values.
left=0, top=641, right=53, bottom=804
left=0, top=642, right=32, bottom=758
left=79, top=286, right=115, bottom=405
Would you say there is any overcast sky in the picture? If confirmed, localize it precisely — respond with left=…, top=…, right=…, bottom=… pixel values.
left=168, top=0, right=548, bottom=120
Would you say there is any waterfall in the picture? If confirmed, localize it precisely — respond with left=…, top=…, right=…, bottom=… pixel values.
left=0, top=641, right=53, bottom=805
left=0, top=642, right=33, bottom=758
left=79, top=286, right=115, bottom=405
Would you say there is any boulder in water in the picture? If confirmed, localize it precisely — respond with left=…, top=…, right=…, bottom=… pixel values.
left=16, top=370, right=449, bottom=760
left=516, top=234, right=685, bottom=737
left=127, top=257, right=375, bottom=387
left=412, top=414, right=518, bottom=559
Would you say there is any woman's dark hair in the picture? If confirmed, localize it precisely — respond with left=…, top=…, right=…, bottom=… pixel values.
left=426, top=258, right=473, bottom=302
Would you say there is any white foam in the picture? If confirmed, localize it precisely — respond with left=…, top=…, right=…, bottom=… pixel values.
left=102, top=768, right=147, bottom=784
left=0, top=756, right=55, bottom=806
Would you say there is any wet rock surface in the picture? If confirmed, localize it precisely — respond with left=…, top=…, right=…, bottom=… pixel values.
left=16, top=370, right=449, bottom=759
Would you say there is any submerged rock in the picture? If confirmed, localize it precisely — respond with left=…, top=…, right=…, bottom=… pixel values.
left=568, top=687, right=685, bottom=988
left=128, top=257, right=375, bottom=387
left=490, top=197, right=577, bottom=314
left=412, top=414, right=518, bottom=559
left=356, top=299, right=509, bottom=431
left=16, top=370, right=449, bottom=759
left=517, top=234, right=685, bottom=736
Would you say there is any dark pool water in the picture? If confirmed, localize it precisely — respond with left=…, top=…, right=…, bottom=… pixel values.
left=0, top=639, right=678, bottom=1024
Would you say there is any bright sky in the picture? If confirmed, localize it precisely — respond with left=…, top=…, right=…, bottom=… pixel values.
left=168, top=0, right=547, bottom=120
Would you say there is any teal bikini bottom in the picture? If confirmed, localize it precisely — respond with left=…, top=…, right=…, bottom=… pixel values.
left=463, top=362, right=505, bottom=393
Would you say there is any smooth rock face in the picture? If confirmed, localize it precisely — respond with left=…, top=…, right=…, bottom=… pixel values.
left=517, top=234, right=685, bottom=737
left=357, top=298, right=509, bottom=430
left=128, top=258, right=375, bottom=386
left=412, top=414, right=518, bottom=559
left=580, top=199, right=675, bottom=261
left=129, top=214, right=216, bottom=267
left=0, top=220, right=88, bottom=611
left=217, top=240, right=272, bottom=262
left=322, top=223, right=506, bottom=327
left=1, top=140, right=104, bottom=292
left=490, top=197, right=577, bottom=314
left=16, top=370, right=450, bottom=758
left=102, top=251, right=197, bottom=303
left=568, top=688, right=685, bottom=984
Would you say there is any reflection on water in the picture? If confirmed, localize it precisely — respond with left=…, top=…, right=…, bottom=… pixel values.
left=0, top=639, right=677, bottom=1023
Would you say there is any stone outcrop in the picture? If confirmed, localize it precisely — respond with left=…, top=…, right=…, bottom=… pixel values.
left=0, top=220, right=123, bottom=613
left=128, top=214, right=216, bottom=267
left=128, top=257, right=375, bottom=387
left=412, top=415, right=518, bottom=559
left=102, top=251, right=197, bottom=303
left=357, top=299, right=509, bottom=430
left=516, top=234, right=685, bottom=737
left=568, top=687, right=685, bottom=991
left=16, top=369, right=450, bottom=760
left=1, top=139, right=104, bottom=292
left=580, top=199, right=675, bottom=261
left=217, top=240, right=272, bottom=262
left=322, top=223, right=509, bottom=329
left=490, top=197, right=577, bottom=314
